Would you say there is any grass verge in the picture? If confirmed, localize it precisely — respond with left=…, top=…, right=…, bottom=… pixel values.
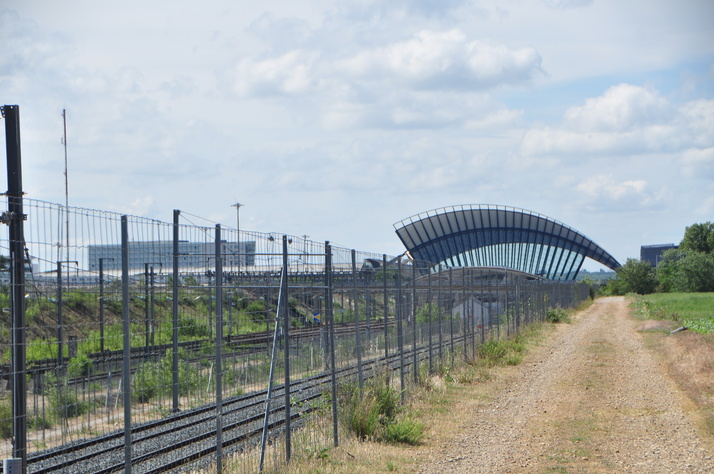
left=631, top=293, right=714, bottom=438
left=274, top=320, right=554, bottom=473
left=632, top=292, right=714, bottom=333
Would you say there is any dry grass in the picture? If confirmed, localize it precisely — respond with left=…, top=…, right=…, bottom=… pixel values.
left=664, top=332, right=714, bottom=433
left=278, top=323, right=554, bottom=474
left=277, top=436, right=422, bottom=473
left=639, top=316, right=714, bottom=437
left=191, top=321, right=559, bottom=473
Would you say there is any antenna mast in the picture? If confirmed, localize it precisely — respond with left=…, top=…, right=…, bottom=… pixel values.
left=62, top=109, right=70, bottom=286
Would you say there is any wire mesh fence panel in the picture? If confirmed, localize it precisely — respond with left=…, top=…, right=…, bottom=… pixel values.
left=0, top=196, right=593, bottom=472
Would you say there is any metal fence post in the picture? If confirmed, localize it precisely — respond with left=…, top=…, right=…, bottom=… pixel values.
left=462, top=269, right=467, bottom=363
left=351, top=250, right=363, bottom=394
left=397, top=258, right=405, bottom=402
left=505, top=269, right=510, bottom=337
left=325, top=242, right=338, bottom=448
left=214, top=224, right=224, bottom=473
left=516, top=275, right=522, bottom=332
left=382, top=254, right=388, bottom=363
left=171, top=210, right=180, bottom=412
left=469, top=269, right=476, bottom=360
left=56, top=262, right=64, bottom=370
left=282, top=235, right=291, bottom=463
left=479, top=268, right=485, bottom=344
left=427, top=276, right=433, bottom=374
left=412, top=262, right=418, bottom=385
left=121, top=215, right=132, bottom=474
left=4, top=104, right=27, bottom=471
left=98, top=258, right=112, bottom=354
left=364, top=270, right=371, bottom=348
left=438, top=265, right=443, bottom=366
left=449, top=268, right=454, bottom=364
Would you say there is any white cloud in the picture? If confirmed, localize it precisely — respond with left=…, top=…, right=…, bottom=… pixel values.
left=219, top=28, right=540, bottom=129
left=2, top=0, right=712, bottom=263
left=542, top=0, right=593, bottom=9
left=682, top=147, right=714, bottom=179
left=464, top=107, right=523, bottom=129
left=521, top=85, right=714, bottom=157
left=111, top=195, right=155, bottom=217
left=679, top=99, right=714, bottom=148
left=696, top=191, right=714, bottom=216
left=225, top=50, right=320, bottom=97
left=340, top=29, right=543, bottom=90
left=563, top=84, right=672, bottom=133
left=574, top=175, right=665, bottom=212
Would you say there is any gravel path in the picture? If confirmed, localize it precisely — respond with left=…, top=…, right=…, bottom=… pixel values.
left=418, top=296, right=714, bottom=473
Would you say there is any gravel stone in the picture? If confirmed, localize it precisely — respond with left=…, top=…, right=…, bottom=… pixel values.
left=417, top=297, right=714, bottom=473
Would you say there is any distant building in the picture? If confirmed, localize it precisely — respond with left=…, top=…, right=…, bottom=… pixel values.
left=640, top=244, right=678, bottom=267
left=87, top=240, right=256, bottom=272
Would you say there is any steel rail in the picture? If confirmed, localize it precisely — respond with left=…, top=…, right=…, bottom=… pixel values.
left=28, top=326, right=471, bottom=473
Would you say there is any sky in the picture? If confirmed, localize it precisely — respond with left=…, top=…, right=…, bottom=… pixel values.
left=1, top=0, right=713, bottom=270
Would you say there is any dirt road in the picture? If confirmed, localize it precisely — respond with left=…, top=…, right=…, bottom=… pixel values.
left=418, top=297, right=714, bottom=473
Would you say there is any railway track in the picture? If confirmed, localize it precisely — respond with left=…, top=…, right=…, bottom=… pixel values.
left=23, top=319, right=392, bottom=376
left=18, top=319, right=395, bottom=394
left=26, top=332, right=465, bottom=473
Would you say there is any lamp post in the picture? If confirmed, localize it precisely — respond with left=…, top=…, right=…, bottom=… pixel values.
left=231, top=202, right=243, bottom=272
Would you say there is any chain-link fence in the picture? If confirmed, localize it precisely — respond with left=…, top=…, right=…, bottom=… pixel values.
left=0, top=197, right=591, bottom=473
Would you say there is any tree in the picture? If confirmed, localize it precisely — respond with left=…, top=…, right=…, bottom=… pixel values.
left=678, top=252, right=714, bottom=292
left=656, top=248, right=686, bottom=292
left=605, top=258, right=657, bottom=295
left=680, top=222, right=714, bottom=254
left=658, top=249, right=714, bottom=293
left=655, top=222, right=714, bottom=293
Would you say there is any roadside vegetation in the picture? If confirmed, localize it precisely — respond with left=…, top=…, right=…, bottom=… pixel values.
left=601, top=221, right=714, bottom=298
left=631, top=292, right=714, bottom=437
left=633, top=292, right=714, bottom=333
left=266, top=309, right=575, bottom=474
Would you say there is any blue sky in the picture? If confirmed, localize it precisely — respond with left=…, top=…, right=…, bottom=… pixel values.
left=1, top=0, right=713, bottom=270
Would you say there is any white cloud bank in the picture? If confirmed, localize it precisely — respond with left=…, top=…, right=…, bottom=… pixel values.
left=220, top=28, right=541, bottom=129
left=522, top=84, right=714, bottom=158
left=1, top=0, right=712, bottom=264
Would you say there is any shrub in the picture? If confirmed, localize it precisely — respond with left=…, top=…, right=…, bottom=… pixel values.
left=546, top=307, right=570, bottom=323
left=132, top=348, right=199, bottom=403
left=178, top=315, right=210, bottom=338
left=345, top=391, right=380, bottom=440
left=373, top=383, right=400, bottom=422
left=341, top=380, right=421, bottom=444
left=68, top=353, right=93, bottom=378
left=29, top=414, right=52, bottom=430
left=383, top=416, right=424, bottom=445
left=132, top=363, right=160, bottom=403
left=49, top=384, right=88, bottom=419
left=245, top=300, right=268, bottom=323
left=477, top=339, right=508, bottom=366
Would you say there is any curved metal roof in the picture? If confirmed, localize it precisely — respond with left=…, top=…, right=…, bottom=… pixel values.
left=394, top=204, right=621, bottom=280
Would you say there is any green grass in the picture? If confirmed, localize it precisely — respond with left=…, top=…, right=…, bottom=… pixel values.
left=633, top=293, right=714, bottom=333
left=477, top=334, right=527, bottom=367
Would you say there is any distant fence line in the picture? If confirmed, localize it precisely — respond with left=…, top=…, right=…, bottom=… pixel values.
left=0, top=197, right=591, bottom=473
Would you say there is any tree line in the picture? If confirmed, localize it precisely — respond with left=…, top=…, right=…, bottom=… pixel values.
left=602, top=222, right=714, bottom=295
